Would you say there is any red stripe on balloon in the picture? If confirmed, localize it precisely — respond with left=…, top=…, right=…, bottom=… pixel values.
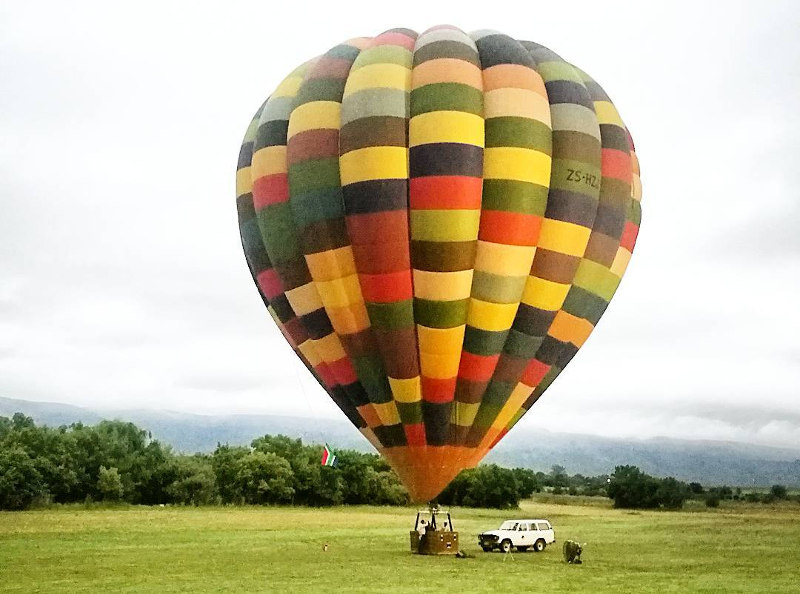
left=253, top=174, right=289, bottom=210
left=404, top=423, right=427, bottom=447
left=315, top=362, right=336, bottom=389
left=601, top=148, right=632, bottom=183
left=409, top=176, right=483, bottom=209
left=478, top=211, right=542, bottom=246
left=358, top=270, right=414, bottom=303
left=520, top=359, right=550, bottom=387
left=457, top=352, right=501, bottom=382
left=327, top=357, right=358, bottom=386
left=256, top=268, right=283, bottom=300
left=619, top=221, right=639, bottom=252
left=421, top=377, right=457, bottom=404
left=346, top=211, right=409, bottom=255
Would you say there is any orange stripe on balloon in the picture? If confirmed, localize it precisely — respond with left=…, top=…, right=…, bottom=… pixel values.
left=409, top=176, right=484, bottom=209
left=359, top=270, right=414, bottom=302
left=478, top=211, right=543, bottom=246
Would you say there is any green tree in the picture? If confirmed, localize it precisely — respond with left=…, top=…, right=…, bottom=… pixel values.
left=232, top=451, right=294, bottom=504
left=97, top=466, right=124, bottom=501
left=657, top=477, right=690, bottom=509
left=607, top=465, right=660, bottom=509
left=0, top=447, right=44, bottom=510
left=439, top=465, right=521, bottom=509
left=770, top=485, right=788, bottom=500
left=511, top=468, right=540, bottom=498
left=689, top=482, right=704, bottom=495
left=212, top=445, right=250, bottom=503
left=167, top=456, right=217, bottom=505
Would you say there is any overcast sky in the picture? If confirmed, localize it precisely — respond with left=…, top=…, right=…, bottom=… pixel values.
left=2, top=1, right=798, bottom=449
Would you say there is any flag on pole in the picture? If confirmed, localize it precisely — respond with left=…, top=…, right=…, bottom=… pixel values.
left=321, top=444, right=337, bottom=467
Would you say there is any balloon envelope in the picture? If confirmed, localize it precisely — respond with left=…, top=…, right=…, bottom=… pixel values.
left=236, top=26, right=642, bottom=502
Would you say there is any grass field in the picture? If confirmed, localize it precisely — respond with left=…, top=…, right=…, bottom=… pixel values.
left=1, top=498, right=799, bottom=593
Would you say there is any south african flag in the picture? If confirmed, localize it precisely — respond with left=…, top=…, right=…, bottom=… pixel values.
left=321, top=444, right=337, bottom=467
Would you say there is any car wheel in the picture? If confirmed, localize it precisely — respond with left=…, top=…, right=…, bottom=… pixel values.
left=517, top=546, right=529, bottom=552
left=481, top=546, right=492, bottom=552
left=500, top=539, right=512, bottom=553
left=533, top=539, right=546, bottom=552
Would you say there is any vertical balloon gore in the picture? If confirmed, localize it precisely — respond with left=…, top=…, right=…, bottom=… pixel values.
left=236, top=26, right=642, bottom=503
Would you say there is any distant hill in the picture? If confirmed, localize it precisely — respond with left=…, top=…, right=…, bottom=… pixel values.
left=2, top=396, right=799, bottom=486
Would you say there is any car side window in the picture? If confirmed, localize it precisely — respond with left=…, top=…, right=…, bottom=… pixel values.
left=519, top=523, right=528, bottom=531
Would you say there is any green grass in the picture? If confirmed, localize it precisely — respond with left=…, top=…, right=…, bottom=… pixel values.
left=1, top=498, right=799, bottom=593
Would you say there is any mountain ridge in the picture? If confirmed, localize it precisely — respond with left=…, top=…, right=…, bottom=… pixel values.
left=2, top=396, right=798, bottom=486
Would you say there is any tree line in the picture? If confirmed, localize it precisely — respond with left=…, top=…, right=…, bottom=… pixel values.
left=0, top=414, right=794, bottom=511
left=0, top=414, right=406, bottom=510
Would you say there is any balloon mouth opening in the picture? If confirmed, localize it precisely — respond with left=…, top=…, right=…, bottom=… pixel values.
left=381, top=446, right=483, bottom=503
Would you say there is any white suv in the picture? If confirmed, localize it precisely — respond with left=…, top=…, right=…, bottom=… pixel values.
left=478, top=519, right=555, bottom=553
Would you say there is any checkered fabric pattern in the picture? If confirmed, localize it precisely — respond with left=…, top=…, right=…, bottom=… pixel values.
left=236, top=27, right=643, bottom=502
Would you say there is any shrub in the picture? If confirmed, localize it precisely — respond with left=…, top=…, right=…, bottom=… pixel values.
left=770, top=485, right=788, bottom=500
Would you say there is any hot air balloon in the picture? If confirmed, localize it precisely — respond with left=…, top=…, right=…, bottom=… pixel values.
left=235, top=26, right=642, bottom=503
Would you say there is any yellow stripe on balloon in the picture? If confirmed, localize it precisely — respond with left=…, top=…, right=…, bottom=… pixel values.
left=313, top=275, right=364, bottom=310
left=304, top=247, right=358, bottom=281
left=389, top=377, right=422, bottom=403
left=251, top=146, right=288, bottom=178
left=325, top=305, right=371, bottom=335
left=412, top=269, right=474, bottom=301
left=521, top=276, right=571, bottom=311
left=408, top=111, right=484, bottom=147
left=594, top=101, right=625, bottom=127
left=297, top=341, right=322, bottom=367
left=465, top=299, right=519, bottom=331
left=417, top=325, right=466, bottom=355
left=409, top=210, right=481, bottom=242
left=287, top=101, right=341, bottom=138
left=537, top=219, right=593, bottom=257
left=343, top=63, right=411, bottom=96
left=490, top=384, right=532, bottom=429
left=450, top=402, right=480, bottom=426
left=284, top=283, right=325, bottom=316
left=610, top=247, right=632, bottom=277
left=235, top=167, right=252, bottom=197
left=373, top=401, right=401, bottom=426
left=313, top=333, right=348, bottom=362
left=483, top=88, right=550, bottom=123
left=420, top=349, right=463, bottom=379
left=339, top=146, right=408, bottom=184
left=483, top=147, right=551, bottom=185
left=473, top=242, right=537, bottom=277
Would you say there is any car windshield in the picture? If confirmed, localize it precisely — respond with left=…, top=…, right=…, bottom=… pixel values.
left=499, top=521, right=518, bottom=530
